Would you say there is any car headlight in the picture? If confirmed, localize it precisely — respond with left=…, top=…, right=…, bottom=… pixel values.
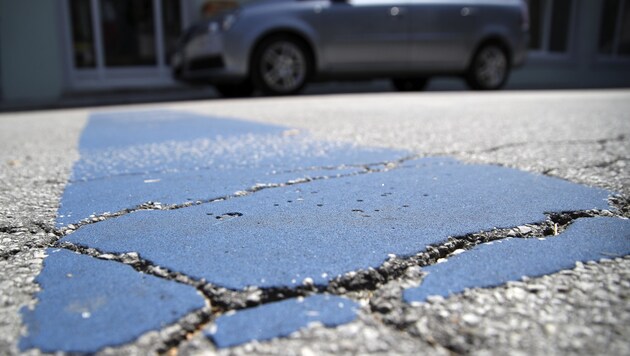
left=222, top=13, right=238, bottom=31
left=207, top=12, right=239, bottom=34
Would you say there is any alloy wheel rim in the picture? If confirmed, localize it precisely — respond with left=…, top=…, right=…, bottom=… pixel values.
left=261, top=42, right=306, bottom=93
left=475, top=46, right=507, bottom=89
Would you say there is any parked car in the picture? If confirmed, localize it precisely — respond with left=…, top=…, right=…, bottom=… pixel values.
left=172, top=0, right=529, bottom=96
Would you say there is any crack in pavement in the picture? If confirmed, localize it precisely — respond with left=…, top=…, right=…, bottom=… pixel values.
left=574, top=157, right=629, bottom=170
left=57, top=155, right=421, bottom=233
left=20, top=110, right=628, bottom=352
left=447, top=134, right=627, bottom=157
left=0, top=221, right=61, bottom=260
left=50, top=206, right=624, bottom=352
left=15, top=134, right=628, bottom=353
left=62, top=147, right=620, bottom=237
left=55, top=134, right=629, bottom=232
left=610, top=196, right=630, bottom=218
left=55, top=149, right=624, bottom=236
left=23, top=146, right=626, bottom=350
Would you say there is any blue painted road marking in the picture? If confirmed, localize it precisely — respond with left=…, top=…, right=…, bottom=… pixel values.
left=78, top=110, right=286, bottom=151
left=20, top=249, right=204, bottom=353
left=206, top=295, right=359, bottom=348
left=403, top=217, right=630, bottom=303
left=22, top=110, right=628, bottom=353
left=64, top=157, right=611, bottom=289
left=58, top=110, right=408, bottom=226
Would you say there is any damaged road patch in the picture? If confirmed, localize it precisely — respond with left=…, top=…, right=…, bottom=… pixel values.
left=20, top=249, right=205, bottom=353
left=63, top=157, right=611, bottom=289
left=21, top=109, right=627, bottom=353
left=57, top=110, right=407, bottom=226
left=206, top=295, right=359, bottom=348
left=403, top=217, right=630, bottom=303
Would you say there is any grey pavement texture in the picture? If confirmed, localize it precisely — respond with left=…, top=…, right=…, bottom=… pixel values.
left=1, top=89, right=629, bottom=355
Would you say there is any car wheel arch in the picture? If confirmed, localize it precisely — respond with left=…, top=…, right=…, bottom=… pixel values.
left=248, top=29, right=318, bottom=77
left=467, top=36, right=513, bottom=70
left=465, top=36, right=513, bottom=90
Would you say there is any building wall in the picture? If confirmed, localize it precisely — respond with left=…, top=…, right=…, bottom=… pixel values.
left=0, top=0, right=628, bottom=106
left=510, top=0, right=630, bottom=88
left=0, top=0, right=64, bottom=102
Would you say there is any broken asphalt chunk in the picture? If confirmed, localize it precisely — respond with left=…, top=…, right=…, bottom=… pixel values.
left=205, top=295, right=359, bottom=348
left=403, top=217, right=630, bottom=303
left=20, top=249, right=205, bottom=353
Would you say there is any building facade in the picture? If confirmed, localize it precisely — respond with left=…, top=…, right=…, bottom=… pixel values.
left=511, top=0, right=630, bottom=88
left=1, top=0, right=629, bottom=105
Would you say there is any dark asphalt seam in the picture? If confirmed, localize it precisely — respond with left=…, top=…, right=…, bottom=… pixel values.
left=0, top=242, right=53, bottom=261
left=0, top=221, right=61, bottom=261
left=542, top=156, right=629, bottom=175
left=51, top=208, right=620, bottom=352
left=581, top=157, right=629, bottom=170
left=446, top=134, right=627, bottom=156
left=610, top=196, right=630, bottom=218
left=0, top=249, right=22, bottom=260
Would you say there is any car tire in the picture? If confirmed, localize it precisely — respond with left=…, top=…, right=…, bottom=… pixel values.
left=215, top=81, right=254, bottom=98
left=252, top=35, right=312, bottom=96
left=392, top=78, right=429, bottom=92
left=466, top=44, right=510, bottom=90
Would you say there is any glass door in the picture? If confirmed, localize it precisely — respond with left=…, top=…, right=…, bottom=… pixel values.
left=100, top=0, right=158, bottom=67
left=65, top=0, right=187, bottom=88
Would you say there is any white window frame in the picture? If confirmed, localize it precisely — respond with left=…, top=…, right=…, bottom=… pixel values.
left=61, top=0, right=191, bottom=90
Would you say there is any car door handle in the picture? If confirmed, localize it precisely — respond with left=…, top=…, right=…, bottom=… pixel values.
left=461, top=7, right=478, bottom=16
left=390, top=6, right=406, bottom=17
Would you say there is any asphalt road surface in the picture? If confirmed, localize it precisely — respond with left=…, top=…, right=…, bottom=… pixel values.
left=1, top=89, right=629, bottom=355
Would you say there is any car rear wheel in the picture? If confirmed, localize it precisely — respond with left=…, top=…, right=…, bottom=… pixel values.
left=252, top=36, right=311, bottom=96
left=215, top=81, right=254, bottom=98
left=466, top=44, right=509, bottom=90
left=392, top=78, right=429, bottom=92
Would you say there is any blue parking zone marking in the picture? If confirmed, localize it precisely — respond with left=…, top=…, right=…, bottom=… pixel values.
left=20, top=109, right=628, bottom=352
left=65, top=157, right=610, bottom=290
left=20, top=249, right=204, bottom=353
left=57, top=110, right=408, bottom=226
left=403, top=217, right=630, bottom=303
left=206, top=295, right=359, bottom=348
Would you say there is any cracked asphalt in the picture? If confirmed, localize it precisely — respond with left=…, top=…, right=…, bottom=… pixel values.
left=1, top=89, right=629, bottom=355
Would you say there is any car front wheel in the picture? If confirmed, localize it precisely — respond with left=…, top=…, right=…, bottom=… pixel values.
left=466, top=44, right=510, bottom=90
left=252, top=36, right=311, bottom=96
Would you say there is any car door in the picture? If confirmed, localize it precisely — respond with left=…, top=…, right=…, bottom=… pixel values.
left=408, top=0, right=478, bottom=71
left=317, top=0, right=410, bottom=73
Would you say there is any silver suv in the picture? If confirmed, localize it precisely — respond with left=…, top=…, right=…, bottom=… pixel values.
left=172, top=0, right=529, bottom=96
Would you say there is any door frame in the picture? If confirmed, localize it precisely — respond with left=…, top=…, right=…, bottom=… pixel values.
left=60, top=0, right=194, bottom=90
